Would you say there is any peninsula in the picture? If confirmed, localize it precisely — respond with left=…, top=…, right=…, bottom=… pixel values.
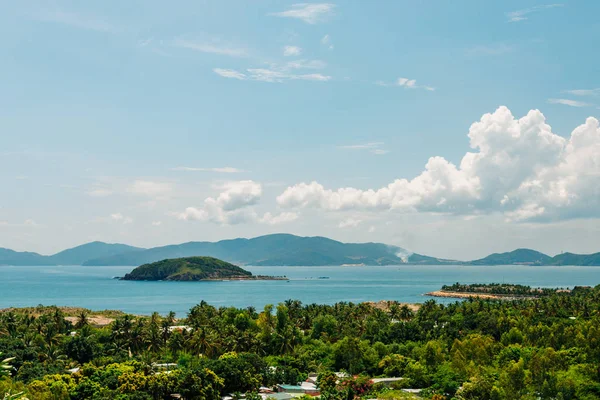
left=425, top=282, right=585, bottom=300
left=121, top=256, right=287, bottom=281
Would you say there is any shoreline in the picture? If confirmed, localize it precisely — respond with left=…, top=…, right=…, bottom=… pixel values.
left=425, top=291, right=535, bottom=300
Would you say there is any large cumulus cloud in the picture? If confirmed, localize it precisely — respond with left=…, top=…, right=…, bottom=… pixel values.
left=177, top=180, right=297, bottom=225
left=277, top=106, right=600, bottom=222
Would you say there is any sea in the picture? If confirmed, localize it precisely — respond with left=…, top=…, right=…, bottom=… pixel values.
left=1, top=265, right=599, bottom=317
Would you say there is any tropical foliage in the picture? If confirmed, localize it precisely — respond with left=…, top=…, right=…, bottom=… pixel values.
left=1, top=285, right=600, bottom=399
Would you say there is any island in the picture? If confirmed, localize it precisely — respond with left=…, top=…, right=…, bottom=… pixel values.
left=121, top=256, right=287, bottom=281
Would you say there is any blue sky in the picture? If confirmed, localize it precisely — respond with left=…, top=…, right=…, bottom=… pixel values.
left=1, top=1, right=600, bottom=259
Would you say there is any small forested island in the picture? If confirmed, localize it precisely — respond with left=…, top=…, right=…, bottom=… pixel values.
left=121, top=256, right=287, bottom=281
left=426, top=282, right=589, bottom=300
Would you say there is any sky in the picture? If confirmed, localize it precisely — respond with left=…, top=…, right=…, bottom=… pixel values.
left=1, top=1, right=600, bottom=260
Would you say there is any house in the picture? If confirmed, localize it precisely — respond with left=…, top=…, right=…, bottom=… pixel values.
left=370, top=377, right=403, bottom=386
left=276, top=381, right=320, bottom=396
left=168, top=325, right=192, bottom=333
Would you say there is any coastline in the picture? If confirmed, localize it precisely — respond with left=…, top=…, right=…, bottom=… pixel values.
left=425, top=291, right=527, bottom=300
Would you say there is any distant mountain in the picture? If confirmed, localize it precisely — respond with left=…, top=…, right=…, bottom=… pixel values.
left=0, top=242, right=143, bottom=266
left=122, top=257, right=253, bottom=281
left=467, top=249, right=552, bottom=266
left=0, top=248, right=47, bottom=266
left=84, top=234, right=410, bottom=266
left=2, top=234, right=600, bottom=266
left=48, top=242, right=143, bottom=265
left=549, top=252, right=600, bottom=266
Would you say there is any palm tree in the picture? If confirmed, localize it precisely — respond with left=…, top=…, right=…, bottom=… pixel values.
left=1, top=352, right=15, bottom=377
left=75, top=311, right=89, bottom=329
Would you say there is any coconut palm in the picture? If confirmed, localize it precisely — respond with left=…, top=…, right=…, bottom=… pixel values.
left=1, top=352, right=15, bottom=377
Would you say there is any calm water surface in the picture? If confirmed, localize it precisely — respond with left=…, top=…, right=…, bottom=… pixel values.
left=1, top=265, right=599, bottom=316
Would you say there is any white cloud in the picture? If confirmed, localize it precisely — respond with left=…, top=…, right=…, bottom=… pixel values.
left=506, top=4, right=564, bottom=22
left=548, top=98, right=591, bottom=107
left=173, top=39, right=247, bottom=57
left=377, top=77, right=434, bottom=91
left=397, top=78, right=417, bottom=88
left=176, top=181, right=296, bottom=225
left=129, top=180, right=172, bottom=197
left=37, top=10, right=118, bottom=33
left=213, top=68, right=247, bottom=80
left=260, top=212, right=299, bottom=225
left=339, top=218, right=362, bottom=228
left=277, top=106, right=600, bottom=222
left=285, top=59, right=327, bottom=69
left=270, top=3, right=336, bottom=24
left=321, top=34, right=334, bottom=50
left=176, top=180, right=262, bottom=224
left=111, top=213, right=133, bottom=224
left=214, top=61, right=331, bottom=83
left=339, top=142, right=388, bottom=155
left=151, top=221, right=162, bottom=226
left=565, top=88, right=600, bottom=97
left=171, top=166, right=244, bottom=173
left=368, top=225, right=376, bottom=233
left=283, top=45, right=302, bottom=56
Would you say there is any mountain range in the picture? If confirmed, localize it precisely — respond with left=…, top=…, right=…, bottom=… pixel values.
left=1, top=234, right=599, bottom=266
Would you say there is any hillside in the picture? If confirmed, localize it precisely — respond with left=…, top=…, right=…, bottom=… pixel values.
left=48, top=242, right=143, bottom=265
left=467, top=249, right=552, bottom=266
left=549, top=252, right=600, bottom=266
left=0, top=242, right=143, bottom=266
left=121, top=257, right=255, bottom=281
left=84, top=234, right=410, bottom=266
left=0, top=248, right=47, bottom=266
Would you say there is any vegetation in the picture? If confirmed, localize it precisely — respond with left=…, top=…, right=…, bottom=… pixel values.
left=466, top=249, right=552, bottom=266
left=439, top=283, right=578, bottom=297
left=122, top=257, right=255, bottom=281
left=84, top=234, right=412, bottom=266
left=1, top=285, right=600, bottom=399
left=0, top=243, right=141, bottom=266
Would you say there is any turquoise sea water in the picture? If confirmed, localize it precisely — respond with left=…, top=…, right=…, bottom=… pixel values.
left=2, top=265, right=599, bottom=317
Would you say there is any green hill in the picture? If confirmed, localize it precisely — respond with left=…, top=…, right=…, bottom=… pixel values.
left=84, top=234, right=410, bottom=266
left=466, top=248, right=552, bottom=266
left=48, top=242, right=143, bottom=265
left=122, top=257, right=253, bottom=281
left=0, top=242, right=143, bottom=266
left=0, top=248, right=47, bottom=266
left=549, top=252, right=600, bottom=266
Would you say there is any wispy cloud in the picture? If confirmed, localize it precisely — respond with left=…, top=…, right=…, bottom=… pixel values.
left=213, top=68, right=247, bottom=80
left=283, top=45, right=302, bottom=56
left=339, top=142, right=389, bottom=155
left=111, top=213, right=133, bottom=224
left=171, top=166, right=244, bottom=173
left=214, top=60, right=331, bottom=83
left=321, top=34, right=334, bottom=50
left=37, top=10, right=118, bottom=33
left=269, top=3, right=336, bottom=24
left=547, top=98, right=592, bottom=107
left=339, top=218, right=362, bottom=228
left=173, top=38, right=247, bottom=57
left=564, top=88, right=600, bottom=96
left=376, top=77, right=435, bottom=91
left=506, top=4, right=564, bottom=22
